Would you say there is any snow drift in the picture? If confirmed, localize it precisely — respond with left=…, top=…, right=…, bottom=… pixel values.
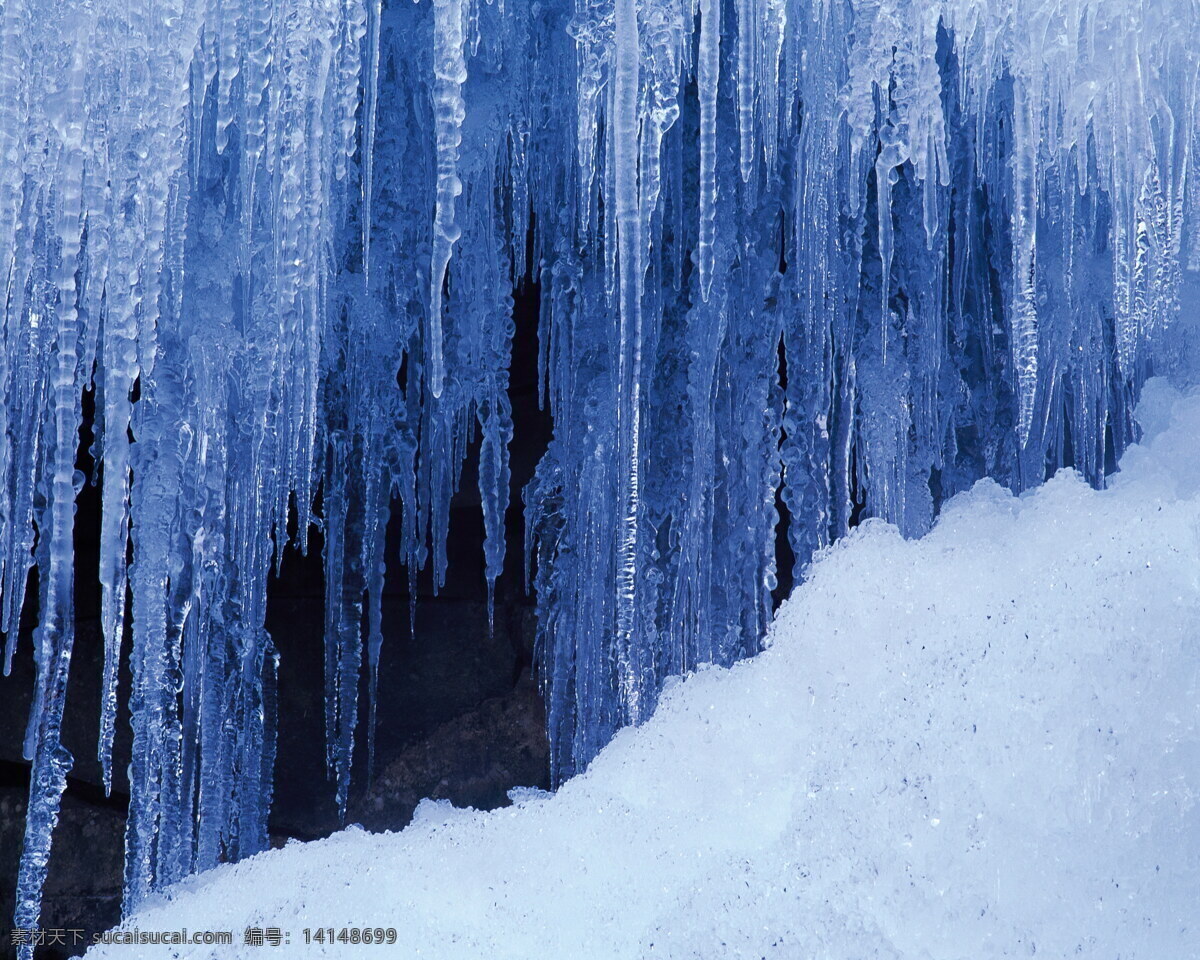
left=86, top=381, right=1200, bottom=959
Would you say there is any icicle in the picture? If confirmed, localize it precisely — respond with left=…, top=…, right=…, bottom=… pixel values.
left=14, top=19, right=91, bottom=953
left=639, top=0, right=682, bottom=270
left=569, top=0, right=614, bottom=236
left=364, top=456, right=388, bottom=777
left=697, top=0, right=719, bottom=301
left=363, top=0, right=383, bottom=283
left=95, top=0, right=153, bottom=785
left=612, top=0, right=643, bottom=723
left=0, top=0, right=29, bottom=677
left=759, top=0, right=786, bottom=172
left=215, top=0, right=241, bottom=154
left=430, top=0, right=468, bottom=399
left=1010, top=75, right=1041, bottom=446
left=735, top=0, right=755, bottom=183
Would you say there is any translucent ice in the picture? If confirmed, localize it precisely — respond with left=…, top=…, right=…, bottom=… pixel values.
left=1, top=0, right=1197, bottom=943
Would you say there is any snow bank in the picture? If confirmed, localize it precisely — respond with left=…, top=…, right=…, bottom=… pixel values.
left=87, top=381, right=1200, bottom=959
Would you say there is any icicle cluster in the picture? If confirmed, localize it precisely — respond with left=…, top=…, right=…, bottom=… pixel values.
left=2, top=0, right=1197, bottom=945
left=0, top=0, right=372, bottom=946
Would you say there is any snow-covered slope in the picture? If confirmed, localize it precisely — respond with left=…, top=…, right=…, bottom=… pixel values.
left=86, top=381, right=1200, bottom=960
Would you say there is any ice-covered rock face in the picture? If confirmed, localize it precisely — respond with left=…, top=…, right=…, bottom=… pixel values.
left=84, top=380, right=1200, bottom=960
left=1, top=0, right=1198, bottom=942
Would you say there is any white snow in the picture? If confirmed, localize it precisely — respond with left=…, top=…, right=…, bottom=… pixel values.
left=86, top=380, right=1200, bottom=959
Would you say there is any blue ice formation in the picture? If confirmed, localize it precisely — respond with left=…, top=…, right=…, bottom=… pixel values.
left=1, top=0, right=1197, bottom=947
